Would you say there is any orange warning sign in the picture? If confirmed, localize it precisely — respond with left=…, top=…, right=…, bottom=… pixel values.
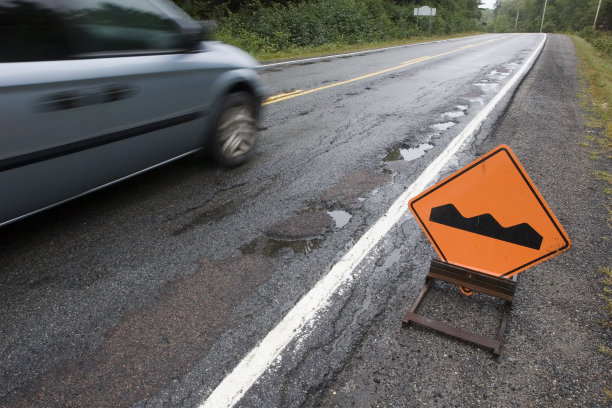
left=409, top=145, right=571, bottom=277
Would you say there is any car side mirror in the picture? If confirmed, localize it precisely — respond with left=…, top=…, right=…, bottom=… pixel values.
left=180, top=20, right=216, bottom=51
left=199, top=20, right=217, bottom=41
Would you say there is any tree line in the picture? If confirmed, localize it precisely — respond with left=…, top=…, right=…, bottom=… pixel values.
left=492, top=0, right=611, bottom=32
left=175, top=0, right=481, bottom=21
left=173, top=0, right=485, bottom=56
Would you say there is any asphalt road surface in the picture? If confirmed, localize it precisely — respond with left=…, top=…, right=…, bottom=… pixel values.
left=1, top=33, right=610, bottom=407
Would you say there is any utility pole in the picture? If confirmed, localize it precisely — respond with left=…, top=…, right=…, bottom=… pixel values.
left=594, top=0, right=603, bottom=29
left=515, top=10, right=519, bottom=32
left=539, top=0, right=548, bottom=33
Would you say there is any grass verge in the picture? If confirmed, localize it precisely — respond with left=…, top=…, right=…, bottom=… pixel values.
left=249, top=32, right=483, bottom=63
left=570, top=34, right=612, bottom=402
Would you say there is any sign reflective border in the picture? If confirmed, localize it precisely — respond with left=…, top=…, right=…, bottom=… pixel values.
left=409, top=145, right=571, bottom=277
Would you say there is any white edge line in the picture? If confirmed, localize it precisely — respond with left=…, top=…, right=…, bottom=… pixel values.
left=258, top=34, right=493, bottom=68
left=200, top=33, right=546, bottom=408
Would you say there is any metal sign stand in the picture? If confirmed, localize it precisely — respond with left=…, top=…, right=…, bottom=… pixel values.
left=403, top=259, right=517, bottom=355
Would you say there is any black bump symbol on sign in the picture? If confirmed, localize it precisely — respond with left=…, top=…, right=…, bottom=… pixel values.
left=429, top=204, right=543, bottom=250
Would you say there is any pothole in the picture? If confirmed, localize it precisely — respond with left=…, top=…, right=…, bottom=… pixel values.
left=443, top=110, right=465, bottom=119
left=382, top=143, right=434, bottom=162
left=322, top=169, right=391, bottom=207
left=240, top=207, right=352, bottom=258
left=265, top=210, right=333, bottom=240
left=474, top=81, right=499, bottom=93
left=431, top=122, right=455, bottom=131
left=489, top=69, right=510, bottom=79
left=240, top=236, right=323, bottom=258
left=465, top=97, right=484, bottom=105
left=382, top=149, right=402, bottom=162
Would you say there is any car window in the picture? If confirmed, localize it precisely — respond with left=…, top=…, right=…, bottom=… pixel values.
left=64, top=0, right=186, bottom=55
left=0, top=0, right=71, bottom=62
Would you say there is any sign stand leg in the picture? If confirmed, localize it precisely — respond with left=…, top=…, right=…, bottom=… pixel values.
left=402, top=260, right=517, bottom=356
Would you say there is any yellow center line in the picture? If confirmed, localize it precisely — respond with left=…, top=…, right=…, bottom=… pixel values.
left=265, top=89, right=304, bottom=103
left=263, top=35, right=515, bottom=106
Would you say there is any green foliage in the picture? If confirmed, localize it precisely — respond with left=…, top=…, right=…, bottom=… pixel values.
left=492, top=0, right=612, bottom=33
left=174, top=0, right=483, bottom=55
left=581, top=27, right=612, bottom=57
left=573, top=34, right=612, bottom=404
left=190, top=0, right=483, bottom=55
left=591, top=33, right=612, bottom=55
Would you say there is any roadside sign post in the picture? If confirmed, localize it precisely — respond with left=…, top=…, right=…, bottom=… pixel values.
left=403, top=260, right=517, bottom=355
left=414, top=6, right=436, bottom=34
left=403, top=145, right=571, bottom=355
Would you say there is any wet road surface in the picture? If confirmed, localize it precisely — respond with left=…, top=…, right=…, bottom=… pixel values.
left=3, top=33, right=607, bottom=407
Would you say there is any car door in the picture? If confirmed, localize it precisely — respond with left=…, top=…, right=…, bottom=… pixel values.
left=58, top=0, right=218, bottom=172
left=0, top=0, right=216, bottom=224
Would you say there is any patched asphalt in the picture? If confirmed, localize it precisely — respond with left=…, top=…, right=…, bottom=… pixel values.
left=2, top=34, right=608, bottom=408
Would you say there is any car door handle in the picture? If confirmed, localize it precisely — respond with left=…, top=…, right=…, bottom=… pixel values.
left=99, top=85, right=137, bottom=102
left=36, top=84, right=137, bottom=112
left=41, top=91, right=80, bottom=111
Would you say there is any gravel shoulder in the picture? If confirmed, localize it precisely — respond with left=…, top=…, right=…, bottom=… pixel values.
left=320, top=34, right=612, bottom=408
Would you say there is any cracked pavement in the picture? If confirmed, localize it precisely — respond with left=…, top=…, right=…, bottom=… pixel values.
left=2, top=34, right=608, bottom=408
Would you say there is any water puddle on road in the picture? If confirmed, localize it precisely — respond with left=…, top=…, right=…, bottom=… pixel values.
left=475, top=81, right=499, bottom=93
left=443, top=110, right=465, bottom=119
left=466, top=97, right=484, bottom=105
left=489, top=69, right=510, bottom=79
left=327, top=210, right=352, bottom=228
left=383, top=143, right=434, bottom=162
left=431, top=122, right=455, bottom=131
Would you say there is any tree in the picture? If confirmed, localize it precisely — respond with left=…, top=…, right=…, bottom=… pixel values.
left=492, top=0, right=608, bottom=32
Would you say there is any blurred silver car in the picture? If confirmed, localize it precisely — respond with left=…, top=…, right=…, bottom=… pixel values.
left=0, top=0, right=264, bottom=226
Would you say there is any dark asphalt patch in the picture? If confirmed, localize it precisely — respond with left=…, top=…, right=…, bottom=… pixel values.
left=266, top=210, right=333, bottom=240
left=4, top=255, right=271, bottom=408
left=241, top=211, right=333, bottom=258
left=241, top=236, right=324, bottom=258
left=382, top=143, right=434, bottom=163
left=165, top=182, right=268, bottom=236
left=322, top=169, right=392, bottom=207
left=461, top=88, right=485, bottom=99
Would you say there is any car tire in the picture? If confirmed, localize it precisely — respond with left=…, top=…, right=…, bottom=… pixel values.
left=210, top=91, right=257, bottom=167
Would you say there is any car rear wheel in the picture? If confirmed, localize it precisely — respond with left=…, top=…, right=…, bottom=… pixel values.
left=210, top=92, right=257, bottom=167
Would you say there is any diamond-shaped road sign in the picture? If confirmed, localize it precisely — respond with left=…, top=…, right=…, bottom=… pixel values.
left=409, top=145, right=571, bottom=278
